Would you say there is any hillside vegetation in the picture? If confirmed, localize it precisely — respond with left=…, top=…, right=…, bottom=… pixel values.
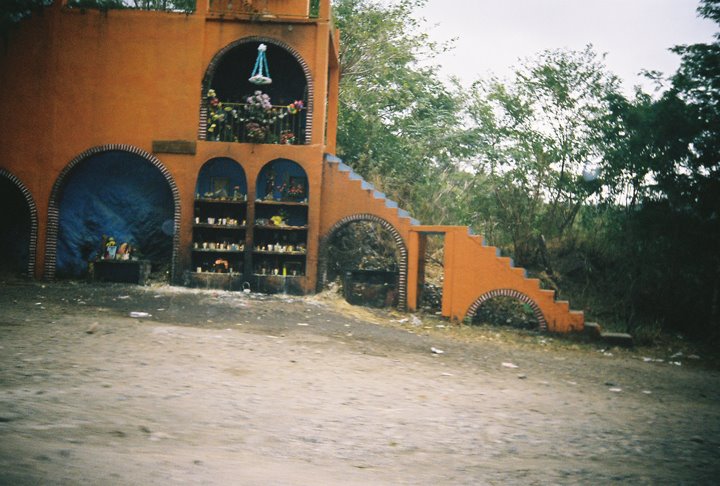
left=333, top=0, right=720, bottom=344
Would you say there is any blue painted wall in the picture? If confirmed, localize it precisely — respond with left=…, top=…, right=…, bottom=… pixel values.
left=196, top=157, right=247, bottom=197
left=56, top=151, right=174, bottom=277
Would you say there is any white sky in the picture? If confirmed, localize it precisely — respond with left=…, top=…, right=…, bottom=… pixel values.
left=417, top=0, right=718, bottom=93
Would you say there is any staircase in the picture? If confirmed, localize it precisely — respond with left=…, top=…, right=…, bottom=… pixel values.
left=322, top=154, right=585, bottom=333
left=444, top=228, right=584, bottom=332
left=324, top=154, right=421, bottom=227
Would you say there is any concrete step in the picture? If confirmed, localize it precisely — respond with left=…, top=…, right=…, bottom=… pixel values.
left=600, top=332, right=634, bottom=348
left=583, top=322, right=602, bottom=338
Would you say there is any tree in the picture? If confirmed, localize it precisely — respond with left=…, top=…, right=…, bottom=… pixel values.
left=333, top=0, right=476, bottom=221
left=466, top=46, right=618, bottom=264
left=1, top=0, right=51, bottom=37
left=1, top=0, right=195, bottom=36
left=62, top=0, right=195, bottom=13
left=586, top=0, right=720, bottom=337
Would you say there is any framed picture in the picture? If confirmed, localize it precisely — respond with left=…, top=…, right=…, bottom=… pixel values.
left=211, top=176, right=230, bottom=197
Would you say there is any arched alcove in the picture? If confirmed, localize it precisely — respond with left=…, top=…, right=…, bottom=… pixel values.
left=318, top=214, right=409, bottom=311
left=192, top=158, right=248, bottom=275
left=253, top=159, right=309, bottom=279
left=46, top=147, right=179, bottom=281
left=256, top=158, right=308, bottom=202
left=200, top=37, right=313, bottom=145
left=323, top=219, right=401, bottom=308
left=465, top=289, right=547, bottom=331
left=210, top=42, right=306, bottom=105
left=0, top=169, right=38, bottom=277
left=196, top=157, right=248, bottom=198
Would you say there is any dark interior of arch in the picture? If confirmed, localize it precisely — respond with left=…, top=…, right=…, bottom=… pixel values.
left=471, top=296, right=540, bottom=330
left=56, top=151, right=174, bottom=278
left=196, top=157, right=247, bottom=197
left=0, top=177, right=31, bottom=276
left=325, top=220, right=400, bottom=308
left=210, top=41, right=307, bottom=106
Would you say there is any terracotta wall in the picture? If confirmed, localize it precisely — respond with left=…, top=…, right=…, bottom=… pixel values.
left=187, top=142, right=325, bottom=291
left=407, top=226, right=584, bottom=332
left=0, top=2, right=585, bottom=331
left=0, top=4, right=333, bottom=282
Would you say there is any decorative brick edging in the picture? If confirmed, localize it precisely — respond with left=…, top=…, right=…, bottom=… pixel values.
left=317, top=214, right=409, bottom=311
left=0, top=168, right=39, bottom=277
left=199, top=36, right=314, bottom=144
left=465, top=288, right=548, bottom=331
left=44, top=145, right=181, bottom=282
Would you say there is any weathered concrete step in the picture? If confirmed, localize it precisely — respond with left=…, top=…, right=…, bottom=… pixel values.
left=600, top=332, right=634, bottom=348
left=583, top=321, right=602, bottom=338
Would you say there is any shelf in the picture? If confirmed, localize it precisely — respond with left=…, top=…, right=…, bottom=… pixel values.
left=192, top=249, right=244, bottom=253
left=253, top=274, right=303, bottom=278
left=254, top=225, right=308, bottom=231
left=195, top=198, right=247, bottom=205
left=192, top=271, right=242, bottom=275
left=253, top=250, right=306, bottom=256
left=255, top=200, right=308, bottom=206
left=193, top=224, right=247, bottom=229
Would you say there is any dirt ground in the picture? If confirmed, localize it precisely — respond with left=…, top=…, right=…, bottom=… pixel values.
left=1, top=278, right=719, bottom=485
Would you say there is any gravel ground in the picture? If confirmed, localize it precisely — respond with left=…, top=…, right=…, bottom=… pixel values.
left=0, top=279, right=719, bottom=485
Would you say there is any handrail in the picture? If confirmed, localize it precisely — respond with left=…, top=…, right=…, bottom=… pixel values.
left=206, top=100, right=307, bottom=145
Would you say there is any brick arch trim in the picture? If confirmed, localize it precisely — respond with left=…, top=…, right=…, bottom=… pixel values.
left=0, top=168, right=39, bottom=277
left=44, top=145, right=181, bottom=282
left=198, top=36, right=314, bottom=144
left=317, top=214, right=408, bottom=311
left=465, top=289, right=548, bottom=331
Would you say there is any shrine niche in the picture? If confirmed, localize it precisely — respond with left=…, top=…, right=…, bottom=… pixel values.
left=202, top=38, right=310, bottom=145
left=51, top=149, right=176, bottom=280
left=0, top=0, right=585, bottom=330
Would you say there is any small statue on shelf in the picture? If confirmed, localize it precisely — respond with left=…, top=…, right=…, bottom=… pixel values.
left=213, top=258, right=229, bottom=273
left=117, top=242, right=133, bottom=260
left=232, top=186, right=246, bottom=201
left=264, top=167, right=275, bottom=200
left=103, top=236, right=117, bottom=260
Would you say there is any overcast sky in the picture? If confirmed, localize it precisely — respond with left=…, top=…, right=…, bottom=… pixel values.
left=417, top=0, right=717, bottom=93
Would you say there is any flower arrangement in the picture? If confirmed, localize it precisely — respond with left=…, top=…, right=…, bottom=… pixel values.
left=206, top=89, right=239, bottom=141
left=280, top=130, right=296, bottom=145
left=243, top=90, right=274, bottom=120
left=241, top=91, right=286, bottom=143
left=287, top=181, right=305, bottom=198
left=276, top=177, right=306, bottom=201
left=245, top=122, right=267, bottom=143
left=286, top=100, right=304, bottom=115
left=204, top=88, right=304, bottom=144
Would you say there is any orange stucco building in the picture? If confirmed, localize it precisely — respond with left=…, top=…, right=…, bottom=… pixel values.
left=0, top=0, right=584, bottom=332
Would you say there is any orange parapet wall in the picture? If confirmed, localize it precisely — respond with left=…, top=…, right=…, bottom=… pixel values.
left=205, top=0, right=330, bottom=19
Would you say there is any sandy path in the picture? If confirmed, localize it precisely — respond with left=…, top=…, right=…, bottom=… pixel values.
left=1, top=280, right=719, bottom=485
